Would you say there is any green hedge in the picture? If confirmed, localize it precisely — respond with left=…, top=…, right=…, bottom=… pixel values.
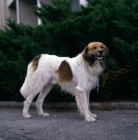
left=0, top=0, right=138, bottom=101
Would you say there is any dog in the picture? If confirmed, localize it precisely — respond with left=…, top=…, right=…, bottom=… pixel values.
left=20, top=42, right=108, bottom=122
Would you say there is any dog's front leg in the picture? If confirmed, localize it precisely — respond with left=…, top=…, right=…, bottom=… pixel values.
left=86, top=92, right=97, bottom=118
left=75, top=86, right=96, bottom=122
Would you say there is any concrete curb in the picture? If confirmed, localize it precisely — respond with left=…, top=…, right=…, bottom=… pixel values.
left=0, top=101, right=138, bottom=109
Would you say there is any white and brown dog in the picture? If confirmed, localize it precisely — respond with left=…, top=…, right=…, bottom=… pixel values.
left=20, top=42, right=108, bottom=122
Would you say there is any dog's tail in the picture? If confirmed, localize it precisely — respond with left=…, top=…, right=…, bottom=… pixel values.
left=20, top=55, right=41, bottom=99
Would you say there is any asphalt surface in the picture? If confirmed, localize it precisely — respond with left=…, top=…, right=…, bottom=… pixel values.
left=0, top=107, right=138, bottom=140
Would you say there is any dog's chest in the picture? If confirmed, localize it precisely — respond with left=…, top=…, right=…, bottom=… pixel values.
left=80, top=63, right=103, bottom=91
left=83, top=72, right=99, bottom=91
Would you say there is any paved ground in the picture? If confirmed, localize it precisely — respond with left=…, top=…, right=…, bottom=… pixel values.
left=0, top=107, right=138, bottom=140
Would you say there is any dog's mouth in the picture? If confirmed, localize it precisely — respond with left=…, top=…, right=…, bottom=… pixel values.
left=89, top=54, right=104, bottom=63
left=95, top=55, right=104, bottom=61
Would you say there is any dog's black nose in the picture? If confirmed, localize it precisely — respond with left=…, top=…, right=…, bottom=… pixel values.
left=99, top=50, right=103, bottom=54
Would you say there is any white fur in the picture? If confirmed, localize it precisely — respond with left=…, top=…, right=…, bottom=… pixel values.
left=20, top=53, right=103, bottom=121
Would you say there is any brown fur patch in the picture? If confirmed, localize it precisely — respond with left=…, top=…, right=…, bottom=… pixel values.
left=56, top=60, right=73, bottom=83
left=31, top=55, right=41, bottom=71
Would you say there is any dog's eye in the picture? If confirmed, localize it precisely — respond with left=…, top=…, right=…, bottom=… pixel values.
left=93, top=46, right=96, bottom=49
left=101, top=46, right=104, bottom=49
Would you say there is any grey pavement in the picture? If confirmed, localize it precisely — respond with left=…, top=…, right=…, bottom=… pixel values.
left=0, top=101, right=138, bottom=109
left=0, top=107, right=138, bottom=140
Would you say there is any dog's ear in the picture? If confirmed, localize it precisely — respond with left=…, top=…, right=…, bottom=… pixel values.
left=104, top=45, right=109, bottom=55
left=82, top=46, right=95, bottom=65
left=82, top=46, right=88, bottom=60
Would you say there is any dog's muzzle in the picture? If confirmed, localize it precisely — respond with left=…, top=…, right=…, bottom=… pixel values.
left=95, top=50, right=104, bottom=62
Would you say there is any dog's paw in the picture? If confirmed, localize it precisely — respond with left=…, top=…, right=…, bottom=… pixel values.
left=91, top=113, right=97, bottom=118
left=23, top=113, right=31, bottom=119
left=40, top=113, right=50, bottom=117
left=85, top=116, right=96, bottom=122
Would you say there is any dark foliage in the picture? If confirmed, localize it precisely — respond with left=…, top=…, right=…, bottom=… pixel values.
left=0, top=0, right=138, bottom=101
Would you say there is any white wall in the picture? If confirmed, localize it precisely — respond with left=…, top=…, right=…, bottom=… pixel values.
left=0, top=0, right=8, bottom=29
left=7, top=0, right=14, bottom=7
left=80, top=0, right=87, bottom=6
left=19, top=0, right=37, bottom=26
left=0, top=0, right=87, bottom=29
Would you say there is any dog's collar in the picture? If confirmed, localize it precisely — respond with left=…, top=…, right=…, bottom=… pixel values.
left=96, top=85, right=99, bottom=92
left=96, top=77, right=99, bottom=92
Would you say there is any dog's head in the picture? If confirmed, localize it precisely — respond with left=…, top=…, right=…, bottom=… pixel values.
left=82, top=42, right=109, bottom=65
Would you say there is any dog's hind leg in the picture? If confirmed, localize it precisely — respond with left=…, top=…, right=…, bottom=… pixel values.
left=23, top=91, right=40, bottom=119
left=35, top=84, right=53, bottom=117
left=23, top=79, right=46, bottom=119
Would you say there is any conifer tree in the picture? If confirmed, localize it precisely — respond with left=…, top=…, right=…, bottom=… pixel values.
left=0, top=0, right=138, bottom=101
